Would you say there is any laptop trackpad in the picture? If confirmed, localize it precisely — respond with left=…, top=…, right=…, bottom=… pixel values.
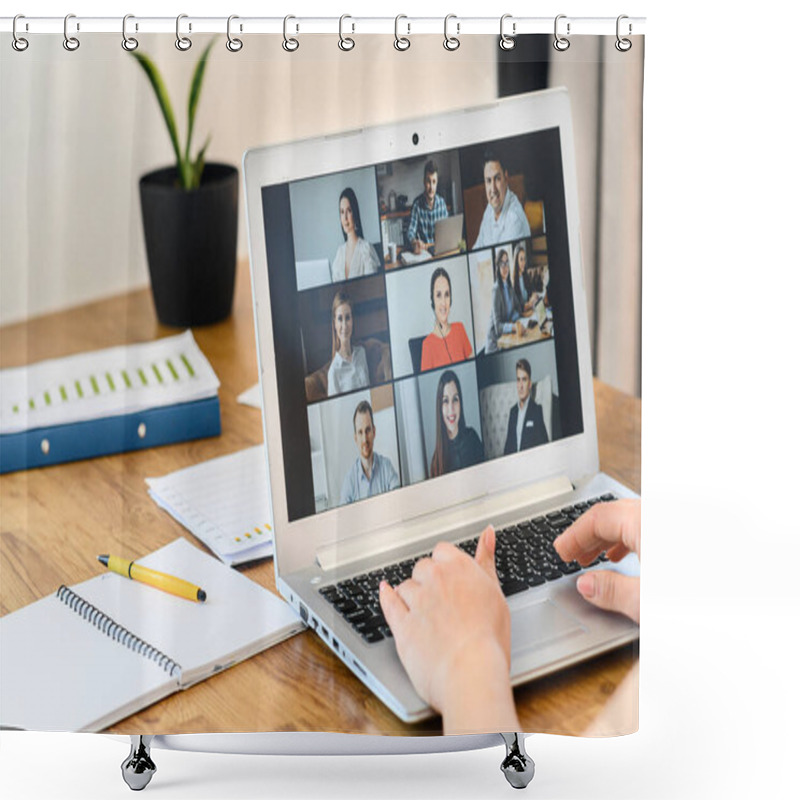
left=510, top=599, right=585, bottom=656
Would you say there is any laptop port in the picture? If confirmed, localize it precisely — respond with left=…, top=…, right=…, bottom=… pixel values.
left=299, top=603, right=308, bottom=623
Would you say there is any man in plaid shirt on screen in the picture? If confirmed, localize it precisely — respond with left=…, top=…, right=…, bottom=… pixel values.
left=406, top=159, right=449, bottom=255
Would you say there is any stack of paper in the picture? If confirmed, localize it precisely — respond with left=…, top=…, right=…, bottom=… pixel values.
left=147, top=446, right=273, bottom=566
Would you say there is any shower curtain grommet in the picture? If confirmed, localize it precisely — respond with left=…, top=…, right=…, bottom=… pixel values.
left=339, top=15, right=355, bottom=51
left=226, top=15, right=243, bottom=52
left=121, top=14, right=138, bottom=52
left=394, top=15, right=411, bottom=51
left=553, top=14, right=571, bottom=51
left=443, top=14, right=460, bottom=51
left=63, top=14, right=80, bottom=52
left=12, top=14, right=29, bottom=51
left=499, top=14, right=516, bottom=51
left=282, top=15, right=299, bottom=52
left=175, top=14, right=192, bottom=51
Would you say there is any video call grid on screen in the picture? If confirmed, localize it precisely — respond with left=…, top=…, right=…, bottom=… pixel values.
left=262, top=127, right=584, bottom=522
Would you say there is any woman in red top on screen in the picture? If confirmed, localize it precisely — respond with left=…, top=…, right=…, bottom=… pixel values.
left=420, top=267, right=473, bottom=372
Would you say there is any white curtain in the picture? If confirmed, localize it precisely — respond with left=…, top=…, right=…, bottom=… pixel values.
left=550, top=36, right=644, bottom=396
left=1, top=33, right=498, bottom=325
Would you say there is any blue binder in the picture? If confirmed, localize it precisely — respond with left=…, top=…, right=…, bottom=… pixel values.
left=0, top=396, right=220, bottom=474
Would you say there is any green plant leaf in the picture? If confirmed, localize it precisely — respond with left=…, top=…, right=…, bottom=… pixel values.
left=130, top=51, right=188, bottom=187
left=186, top=38, right=217, bottom=171
left=191, top=135, right=211, bottom=189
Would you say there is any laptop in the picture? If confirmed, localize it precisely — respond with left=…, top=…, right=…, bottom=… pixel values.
left=433, top=213, right=464, bottom=256
left=243, top=88, right=639, bottom=723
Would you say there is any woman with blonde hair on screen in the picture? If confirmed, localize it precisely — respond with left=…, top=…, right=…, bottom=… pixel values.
left=429, top=369, right=484, bottom=478
left=331, top=187, right=381, bottom=282
left=327, top=290, right=369, bottom=396
left=420, top=266, right=473, bottom=372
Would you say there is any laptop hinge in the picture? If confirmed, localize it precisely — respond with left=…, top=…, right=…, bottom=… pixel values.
left=315, top=475, right=573, bottom=573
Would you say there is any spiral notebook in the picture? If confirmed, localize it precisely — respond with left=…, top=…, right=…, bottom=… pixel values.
left=0, top=538, right=303, bottom=732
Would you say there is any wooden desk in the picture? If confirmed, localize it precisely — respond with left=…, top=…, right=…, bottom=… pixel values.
left=384, top=246, right=461, bottom=271
left=496, top=320, right=553, bottom=350
left=0, top=261, right=640, bottom=736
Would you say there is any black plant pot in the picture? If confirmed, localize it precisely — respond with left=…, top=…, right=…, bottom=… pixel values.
left=140, top=163, right=238, bottom=327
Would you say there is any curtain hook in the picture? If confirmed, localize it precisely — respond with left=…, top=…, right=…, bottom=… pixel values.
left=553, top=14, right=570, bottom=51
left=175, top=14, right=192, bottom=51
left=339, top=14, right=355, bottom=51
left=443, top=14, right=460, bottom=51
left=12, top=14, right=29, bottom=52
left=283, top=15, right=299, bottom=52
left=615, top=15, right=632, bottom=52
left=394, top=14, right=411, bottom=51
left=499, top=14, right=516, bottom=51
left=122, top=14, right=139, bottom=51
left=63, top=13, right=80, bottom=51
left=226, top=15, right=243, bottom=52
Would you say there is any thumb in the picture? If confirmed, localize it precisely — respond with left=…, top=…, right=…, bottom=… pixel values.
left=576, top=571, right=640, bottom=624
left=475, top=525, right=498, bottom=580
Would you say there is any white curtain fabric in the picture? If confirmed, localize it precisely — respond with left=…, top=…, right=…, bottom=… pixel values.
left=550, top=37, right=644, bottom=396
left=0, top=33, right=498, bottom=325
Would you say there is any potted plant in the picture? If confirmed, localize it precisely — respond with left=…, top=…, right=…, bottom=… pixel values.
left=132, top=39, right=238, bottom=327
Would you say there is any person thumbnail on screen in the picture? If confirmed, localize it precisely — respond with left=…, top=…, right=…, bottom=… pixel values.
left=384, top=256, right=475, bottom=378
left=485, top=245, right=524, bottom=354
left=394, top=361, right=484, bottom=487
left=421, top=266, right=473, bottom=371
left=307, top=385, right=401, bottom=514
left=475, top=342, right=562, bottom=461
left=298, top=276, right=393, bottom=403
left=468, top=240, right=553, bottom=356
left=340, top=399, right=400, bottom=505
left=429, top=368, right=485, bottom=477
left=328, top=290, right=369, bottom=397
left=290, top=166, right=383, bottom=291
left=513, top=237, right=554, bottom=336
left=376, top=150, right=464, bottom=269
left=461, top=143, right=546, bottom=252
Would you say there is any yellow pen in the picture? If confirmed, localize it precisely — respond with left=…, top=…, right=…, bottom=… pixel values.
left=97, top=554, right=207, bottom=603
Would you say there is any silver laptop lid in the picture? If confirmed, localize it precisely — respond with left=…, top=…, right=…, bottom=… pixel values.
left=244, top=88, right=598, bottom=576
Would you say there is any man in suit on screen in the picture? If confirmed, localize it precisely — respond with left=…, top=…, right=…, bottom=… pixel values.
left=503, top=358, right=549, bottom=454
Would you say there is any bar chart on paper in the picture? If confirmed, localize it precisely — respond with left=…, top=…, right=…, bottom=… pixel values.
left=146, top=446, right=274, bottom=566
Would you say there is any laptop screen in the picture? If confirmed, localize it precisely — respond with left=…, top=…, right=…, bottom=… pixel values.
left=261, top=127, right=584, bottom=522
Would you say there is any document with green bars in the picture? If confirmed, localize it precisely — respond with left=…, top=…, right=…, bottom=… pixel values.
left=0, top=330, right=219, bottom=436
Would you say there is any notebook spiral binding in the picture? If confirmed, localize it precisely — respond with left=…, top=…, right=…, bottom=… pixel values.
left=56, top=584, right=181, bottom=679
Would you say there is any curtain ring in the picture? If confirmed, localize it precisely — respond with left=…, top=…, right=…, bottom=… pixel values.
left=63, top=13, right=80, bottom=51
left=499, top=14, right=516, bottom=51
left=122, top=14, right=138, bottom=51
left=443, top=14, right=460, bottom=51
left=175, top=14, right=192, bottom=51
left=553, top=14, right=570, bottom=51
left=226, top=15, right=243, bottom=52
left=394, top=15, right=410, bottom=51
left=615, top=15, right=632, bottom=52
left=283, top=16, right=299, bottom=51
left=12, top=15, right=29, bottom=52
left=339, top=15, right=355, bottom=51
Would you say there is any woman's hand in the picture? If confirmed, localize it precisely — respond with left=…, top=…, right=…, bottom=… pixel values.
left=554, top=499, right=641, bottom=623
left=379, top=527, right=520, bottom=734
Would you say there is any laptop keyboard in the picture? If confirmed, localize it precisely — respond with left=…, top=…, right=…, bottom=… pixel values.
left=319, top=494, right=616, bottom=644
